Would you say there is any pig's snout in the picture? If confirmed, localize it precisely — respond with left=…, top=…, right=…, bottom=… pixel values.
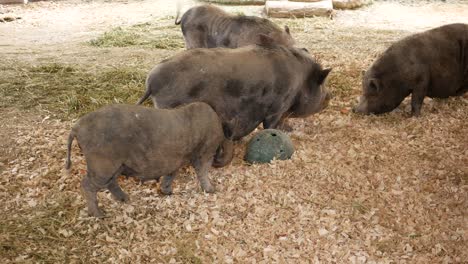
left=325, top=91, right=332, bottom=102
left=353, top=96, right=367, bottom=114
left=352, top=105, right=359, bottom=113
left=321, top=90, right=332, bottom=109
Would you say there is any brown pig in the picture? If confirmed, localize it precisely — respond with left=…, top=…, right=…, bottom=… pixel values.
left=65, top=102, right=232, bottom=218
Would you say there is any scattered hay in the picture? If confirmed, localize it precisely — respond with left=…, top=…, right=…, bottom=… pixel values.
left=89, top=20, right=185, bottom=50
left=150, top=33, right=186, bottom=50
left=0, top=63, right=147, bottom=119
left=89, top=27, right=141, bottom=48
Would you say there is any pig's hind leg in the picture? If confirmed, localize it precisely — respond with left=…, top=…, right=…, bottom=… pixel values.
left=108, top=176, right=129, bottom=202
left=81, top=175, right=105, bottom=218
left=107, top=164, right=135, bottom=202
left=107, top=164, right=133, bottom=202
left=82, top=160, right=127, bottom=217
left=456, top=83, right=468, bottom=96
left=160, top=171, right=179, bottom=195
left=193, top=158, right=215, bottom=193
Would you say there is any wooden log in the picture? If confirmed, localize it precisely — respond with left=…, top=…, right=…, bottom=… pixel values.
left=289, top=0, right=323, bottom=2
left=265, top=0, right=333, bottom=18
left=332, top=0, right=373, bottom=9
left=0, top=0, right=27, bottom=4
left=197, top=0, right=265, bottom=5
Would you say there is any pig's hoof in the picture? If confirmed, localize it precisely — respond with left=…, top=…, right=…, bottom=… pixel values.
left=160, top=188, right=173, bottom=195
left=89, top=209, right=105, bottom=218
left=202, top=185, right=216, bottom=194
left=112, top=193, right=129, bottom=203
left=119, top=194, right=130, bottom=203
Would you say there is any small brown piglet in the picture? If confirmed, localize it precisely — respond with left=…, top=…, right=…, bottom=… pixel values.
left=65, top=102, right=232, bottom=218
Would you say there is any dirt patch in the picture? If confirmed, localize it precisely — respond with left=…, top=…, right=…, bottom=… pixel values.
left=0, top=0, right=467, bottom=263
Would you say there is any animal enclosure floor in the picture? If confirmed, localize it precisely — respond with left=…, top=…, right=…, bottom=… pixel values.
left=0, top=0, right=467, bottom=263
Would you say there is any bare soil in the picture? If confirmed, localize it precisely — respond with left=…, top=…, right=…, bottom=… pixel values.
left=0, top=0, right=467, bottom=263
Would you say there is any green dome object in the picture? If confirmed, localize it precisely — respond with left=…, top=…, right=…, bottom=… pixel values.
left=245, top=129, right=295, bottom=164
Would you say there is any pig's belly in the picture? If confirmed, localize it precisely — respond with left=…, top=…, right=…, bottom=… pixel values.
left=427, top=84, right=458, bottom=98
left=125, top=155, right=189, bottom=179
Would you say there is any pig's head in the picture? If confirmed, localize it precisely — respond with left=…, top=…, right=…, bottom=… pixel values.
left=254, top=36, right=330, bottom=118
left=268, top=25, right=295, bottom=47
left=288, top=53, right=332, bottom=118
left=354, top=66, right=410, bottom=115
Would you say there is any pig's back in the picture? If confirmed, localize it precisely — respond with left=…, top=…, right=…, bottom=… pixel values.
left=73, top=105, right=195, bottom=173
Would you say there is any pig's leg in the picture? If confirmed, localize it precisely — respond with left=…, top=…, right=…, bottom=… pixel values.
left=81, top=175, right=104, bottom=218
left=84, top=158, right=122, bottom=217
left=411, top=84, right=429, bottom=117
left=108, top=176, right=129, bottom=203
left=276, top=116, right=293, bottom=132
left=263, top=113, right=283, bottom=130
left=194, top=159, right=215, bottom=193
left=411, top=92, right=424, bottom=116
left=160, top=171, right=178, bottom=195
left=411, top=74, right=429, bottom=117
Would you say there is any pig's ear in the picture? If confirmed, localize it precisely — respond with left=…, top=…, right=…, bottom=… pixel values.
left=284, top=25, right=291, bottom=35
left=317, top=68, right=332, bottom=85
left=256, top=33, right=275, bottom=47
left=369, top=78, right=380, bottom=93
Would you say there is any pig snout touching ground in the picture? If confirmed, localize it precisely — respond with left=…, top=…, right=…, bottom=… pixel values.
left=65, top=102, right=229, bottom=218
left=354, top=23, right=468, bottom=116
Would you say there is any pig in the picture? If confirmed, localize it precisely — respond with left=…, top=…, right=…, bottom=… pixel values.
left=354, top=23, right=468, bottom=116
left=65, top=102, right=233, bottom=218
left=136, top=34, right=331, bottom=141
left=175, top=4, right=295, bottom=49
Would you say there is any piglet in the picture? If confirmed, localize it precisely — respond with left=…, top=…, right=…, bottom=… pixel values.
left=65, top=102, right=232, bottom=217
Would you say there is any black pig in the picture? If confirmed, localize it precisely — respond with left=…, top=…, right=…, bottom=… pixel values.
left=354, top=23, right=468, bottom=116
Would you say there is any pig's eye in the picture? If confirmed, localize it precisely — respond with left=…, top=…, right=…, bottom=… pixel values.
left=368, top=80, right=379, bottom=94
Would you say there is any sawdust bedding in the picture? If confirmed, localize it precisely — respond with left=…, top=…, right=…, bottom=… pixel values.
left=1, top=96, right=466, bottom=263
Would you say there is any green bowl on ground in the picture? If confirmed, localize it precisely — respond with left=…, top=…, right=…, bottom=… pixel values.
left=244, top=129, right=295, bottom=164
